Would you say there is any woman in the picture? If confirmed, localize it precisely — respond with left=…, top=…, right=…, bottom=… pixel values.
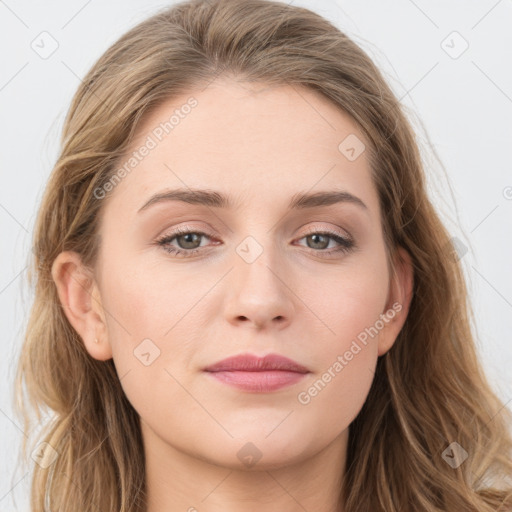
left=15, top=0, right=512, bottom=510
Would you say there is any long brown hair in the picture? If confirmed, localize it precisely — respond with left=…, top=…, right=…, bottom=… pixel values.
left=15, top=0, right=512, bottom=510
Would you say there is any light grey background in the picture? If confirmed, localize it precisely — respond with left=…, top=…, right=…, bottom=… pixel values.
left=1, top=1, right=511, bottom=510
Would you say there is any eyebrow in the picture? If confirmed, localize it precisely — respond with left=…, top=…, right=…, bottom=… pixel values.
left=137, top=188, right=368, bottom=213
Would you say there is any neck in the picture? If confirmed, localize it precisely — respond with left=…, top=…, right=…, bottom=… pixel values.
left=143, top=424, right=348, bottom=512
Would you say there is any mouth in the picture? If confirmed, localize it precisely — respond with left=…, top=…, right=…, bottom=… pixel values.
left=203, top=353, right=310, bottom=393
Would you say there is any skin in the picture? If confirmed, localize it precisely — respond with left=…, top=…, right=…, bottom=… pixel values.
left=52, top=78, right=413, bottom=512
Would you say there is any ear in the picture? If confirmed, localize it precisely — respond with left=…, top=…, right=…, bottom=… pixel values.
left=51, top=251, right=112, bottom=361
left=377, top=246, right=414, bottom=357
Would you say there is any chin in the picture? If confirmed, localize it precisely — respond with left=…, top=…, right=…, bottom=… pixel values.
left=205, top=430, right=315, bottom=471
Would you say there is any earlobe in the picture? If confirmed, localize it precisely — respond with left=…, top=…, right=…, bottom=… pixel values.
left=51, top=251, right=113, bottom=361
left=377, top=246, right=414, bottom=356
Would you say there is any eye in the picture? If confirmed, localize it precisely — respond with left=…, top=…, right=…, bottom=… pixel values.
left=294, top=228, right=355, bottom=258
left=155, top=227, right=216, bottom=258
left=155, top=226, right=356, bottom=259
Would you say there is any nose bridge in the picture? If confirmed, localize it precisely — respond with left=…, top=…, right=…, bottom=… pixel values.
left=224, top=229, right=295, bottom=329
left=235, top=231, right=285, bottom=296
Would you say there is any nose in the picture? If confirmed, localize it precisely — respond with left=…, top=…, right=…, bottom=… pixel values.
left=223, top=250, right=295, bottom=331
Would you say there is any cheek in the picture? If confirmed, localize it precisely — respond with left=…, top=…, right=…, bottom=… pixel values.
left=96, top=259, right=174, bottom=381
left=294, top=342, right=376, bottom=445
left=295, top=252, right=388, bottom=414
left=98, top=262, right=196, bottom=423
left=100, top=257, right=188, bottom=339
left=306, top=254, right=390, bottom=346
left=98, top=257, right=208, bottom=399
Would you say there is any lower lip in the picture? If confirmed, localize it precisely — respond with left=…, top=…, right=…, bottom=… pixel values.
left=205, top=370, right=308, bottom=392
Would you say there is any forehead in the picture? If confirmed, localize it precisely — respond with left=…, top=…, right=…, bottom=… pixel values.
left=103, top=79, right=378, bottom=217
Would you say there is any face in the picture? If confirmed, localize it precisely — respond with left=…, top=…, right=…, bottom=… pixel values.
left=57, top=78, right=412, bottom=471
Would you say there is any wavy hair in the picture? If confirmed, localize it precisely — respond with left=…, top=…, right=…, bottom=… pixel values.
left=14, top=0, right=512, bottom=510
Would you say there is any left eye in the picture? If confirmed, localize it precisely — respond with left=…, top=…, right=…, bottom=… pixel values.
left=155, top=229, right=355, bottom=258
left=156, top=230, right=212, bottom=257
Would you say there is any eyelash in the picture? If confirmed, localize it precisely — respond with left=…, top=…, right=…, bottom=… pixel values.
left=155, top=226, right=355, bottom=259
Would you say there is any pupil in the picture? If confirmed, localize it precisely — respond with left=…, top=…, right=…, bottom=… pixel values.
left=180, top=233, right=199, bottom=248
left=310, top=234, right=328, bottom=249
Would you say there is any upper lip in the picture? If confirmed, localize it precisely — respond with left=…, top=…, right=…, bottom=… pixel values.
left=204, top=353, right=310, bottom=373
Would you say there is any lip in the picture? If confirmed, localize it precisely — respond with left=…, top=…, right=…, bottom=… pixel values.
left=203, top=353, right=310, bottom=392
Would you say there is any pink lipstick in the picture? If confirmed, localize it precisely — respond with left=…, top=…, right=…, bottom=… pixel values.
left=203, top=353, right=310, bottom=392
